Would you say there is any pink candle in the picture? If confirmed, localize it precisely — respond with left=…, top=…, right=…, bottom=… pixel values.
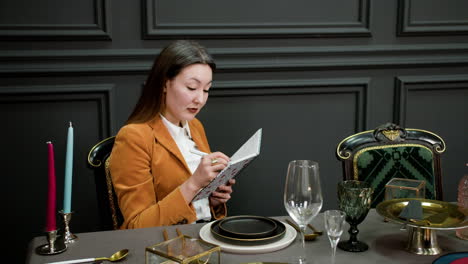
left=46, top=141, right=57, bottom=232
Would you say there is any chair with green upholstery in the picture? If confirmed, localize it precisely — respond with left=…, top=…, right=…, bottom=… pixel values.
left=336, top=123, right=445, bottom=207
left=87, top=136, right=123, bottom=230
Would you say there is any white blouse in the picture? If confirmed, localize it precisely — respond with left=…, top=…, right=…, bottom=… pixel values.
left=160, top=115, right=212, bottom=222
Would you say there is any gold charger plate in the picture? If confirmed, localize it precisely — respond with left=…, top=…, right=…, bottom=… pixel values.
left=376, top=198, right=468, bottom=230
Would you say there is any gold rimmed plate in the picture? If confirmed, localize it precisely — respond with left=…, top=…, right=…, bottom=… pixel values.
left=376, top=198, right=468, bottom=230
left=218, top=215, right=278, bottom=239
left=210, top=217, right=286, bottom=245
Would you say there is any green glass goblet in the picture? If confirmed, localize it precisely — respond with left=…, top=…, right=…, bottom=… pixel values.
left=337, top=180, right=374, bottom=252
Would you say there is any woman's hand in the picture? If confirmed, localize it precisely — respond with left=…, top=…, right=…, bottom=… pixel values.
left=181, top=152, right=230, bottom=202
left=191, top=152, right=230, bottom=189
left=210, top=178, right=236, bottom=207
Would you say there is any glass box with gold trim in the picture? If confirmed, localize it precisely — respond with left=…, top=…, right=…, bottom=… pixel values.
left=146, top=235, right=221, bottom=264
left=385, top=178, right=425, bottom=200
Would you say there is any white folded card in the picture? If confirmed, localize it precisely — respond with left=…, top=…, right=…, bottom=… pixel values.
left=192, top=128, right=262, bottom=201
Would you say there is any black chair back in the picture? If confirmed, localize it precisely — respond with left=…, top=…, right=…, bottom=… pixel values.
left=87, top=136, right=123, bottom=230
left=336, top=123, right=445, bottom=207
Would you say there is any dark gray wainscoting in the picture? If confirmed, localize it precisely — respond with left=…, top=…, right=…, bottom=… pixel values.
left=1, top=0, right=467, bottom=261
left=2, top=44, right=468, bottom=76
left=1, top=84, right=114, bottom=260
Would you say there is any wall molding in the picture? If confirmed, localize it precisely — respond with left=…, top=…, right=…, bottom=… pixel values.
left=0, top=84, right=115, bottom=137
left=211, top=78, right=370, bottom=131
left=394, top=74, right=468, bottom=126
left=142, top=0, right=371, bottom=39
left=1, top=44, right=468, bottom=76
left=0, top=0, right=111, bottom=40
left=397, top=0, right=468, bottom=36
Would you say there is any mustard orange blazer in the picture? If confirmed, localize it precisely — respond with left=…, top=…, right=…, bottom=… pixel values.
left=109, top=116, right=226, bottom=229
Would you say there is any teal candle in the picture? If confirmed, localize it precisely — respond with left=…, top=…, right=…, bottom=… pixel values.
left=63, top=122, right=74, bottom=213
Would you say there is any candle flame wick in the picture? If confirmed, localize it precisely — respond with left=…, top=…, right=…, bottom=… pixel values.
left=69, top=121, right=73, bottom=127
left=46, top=141, right=52, bottom=144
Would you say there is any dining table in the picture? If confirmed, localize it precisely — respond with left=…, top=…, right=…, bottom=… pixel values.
left=26, top=209, right=467, bottom=264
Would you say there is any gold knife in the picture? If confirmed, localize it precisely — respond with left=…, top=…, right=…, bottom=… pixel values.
left=285, top=219, right=301, bottom=232
left=285, top=219, right=318, bottom=240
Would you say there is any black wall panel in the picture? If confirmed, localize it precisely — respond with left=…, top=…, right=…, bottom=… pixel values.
left=0, top=0, right=111, bottom=40
left=398, top=0, right=468, bottom=36
left=144, top=0, right=371, bottom=38
left=395, top=75, right=468, bottom=202
left=198, top=78, right=369, bottom=216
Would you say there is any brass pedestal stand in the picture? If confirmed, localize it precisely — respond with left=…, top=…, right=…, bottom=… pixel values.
left=35, top=229, right=67, bottom=255
left=406, top=226, right=440, bottom=255
left=60, top=211, right=78, bottom=244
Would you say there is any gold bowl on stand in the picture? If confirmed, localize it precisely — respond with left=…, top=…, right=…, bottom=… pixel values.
left=376, top=198, right=468, bottom=255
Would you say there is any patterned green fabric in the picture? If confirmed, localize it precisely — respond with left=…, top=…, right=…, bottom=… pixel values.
left=354, top=145, right=436, bottom=207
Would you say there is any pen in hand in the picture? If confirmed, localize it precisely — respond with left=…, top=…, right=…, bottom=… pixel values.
left=190, top=148, right=231, bottom=170
left=189, top=148, right=209, bottom=156
left=190, top=148, right=220, bottom=166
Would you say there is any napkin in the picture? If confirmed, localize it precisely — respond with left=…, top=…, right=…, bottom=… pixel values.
left=398, top=200, right=423, bottom=220
left=451, top=257, right=468, bottom=264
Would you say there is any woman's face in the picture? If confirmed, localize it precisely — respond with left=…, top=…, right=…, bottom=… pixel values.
left=163, top=63, right=212, bottom=125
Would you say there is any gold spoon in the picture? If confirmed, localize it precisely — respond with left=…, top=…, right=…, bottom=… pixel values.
left=46, top=249, right=129, bottom=264
left=285, top=219, right=318, bottom=241
left=95, top=249, right=129, bottom=262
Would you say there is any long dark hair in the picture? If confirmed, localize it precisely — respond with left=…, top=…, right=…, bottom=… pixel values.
left=127, top=40, right=216, bottom=124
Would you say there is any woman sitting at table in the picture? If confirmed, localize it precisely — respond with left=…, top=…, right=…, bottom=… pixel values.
left=109, top=40, right=235, bottom=229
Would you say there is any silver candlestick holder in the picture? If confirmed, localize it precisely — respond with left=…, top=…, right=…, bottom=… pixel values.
left=60, top=211, right=78, bottom=244
left=35, top=229, right=67, bottom=255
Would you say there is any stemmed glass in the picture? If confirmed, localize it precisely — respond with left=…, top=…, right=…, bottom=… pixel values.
left=337, top=180, right=373, bottom=252
left=324, top=210, right=346, bottom=264
left=284, top=160, right=323, bottom=264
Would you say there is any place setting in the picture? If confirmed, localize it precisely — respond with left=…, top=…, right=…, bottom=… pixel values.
left=198, top=159, right=347, bottom=264
left=201, top=159, right=325, bottom=257
left=199, top=215, right=297, bottom=254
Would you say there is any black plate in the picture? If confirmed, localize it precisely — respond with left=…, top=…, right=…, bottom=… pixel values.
left=210, top=217, right=286, bottom=246
left=218, top=215, right=278, bottom=239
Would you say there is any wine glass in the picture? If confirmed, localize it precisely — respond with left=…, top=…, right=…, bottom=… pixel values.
left=337, top=180, right=373, bottom=252
left=284, top=160, right=323, bottom=264
left=324, top=210, right=346, bottom=264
